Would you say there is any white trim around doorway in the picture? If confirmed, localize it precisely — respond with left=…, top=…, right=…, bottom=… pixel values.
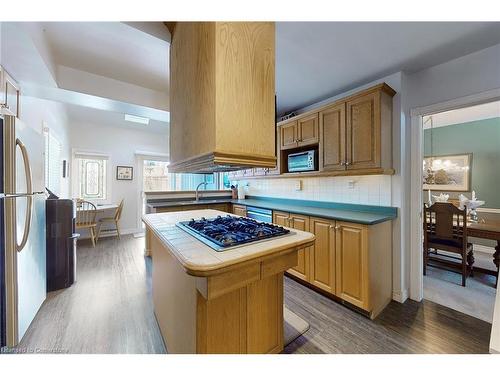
left=409, top=87, right=500, bottom=302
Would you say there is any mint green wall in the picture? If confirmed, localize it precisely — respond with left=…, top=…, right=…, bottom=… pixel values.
left=424, top=117, right=500, bottom=209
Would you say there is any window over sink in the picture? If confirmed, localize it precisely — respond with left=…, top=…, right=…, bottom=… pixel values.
left=142, top=160, right=230, bottom=192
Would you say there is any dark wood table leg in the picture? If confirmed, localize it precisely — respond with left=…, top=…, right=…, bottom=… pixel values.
left=494, top=241, right=500, bottom=288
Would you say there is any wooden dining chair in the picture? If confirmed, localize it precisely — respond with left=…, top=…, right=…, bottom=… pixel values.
left=76, top=200, right=98, bottom=247
left=97, top=199, right=124, bottom=240
left=423, top=202, right=474, bottom=286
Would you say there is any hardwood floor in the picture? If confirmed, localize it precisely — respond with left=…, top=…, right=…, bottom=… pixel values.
left=18, top=235, right=166, bottom=354
left=284, top=276, right=492, bottom=354
left=18, top=235, right=491, bottom=354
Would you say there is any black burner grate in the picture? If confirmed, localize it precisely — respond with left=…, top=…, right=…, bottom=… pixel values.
left=177, top=215, right=290, bottom=249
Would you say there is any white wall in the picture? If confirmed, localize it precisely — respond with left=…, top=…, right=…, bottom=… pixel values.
left=406, top=43, right=500, bottom=111
left=69, top=121, right=168, bottom=234
left=20, top=96, right=72, bottom=198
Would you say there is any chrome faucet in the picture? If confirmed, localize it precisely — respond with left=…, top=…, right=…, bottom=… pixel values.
left=195, top=182, right=208, bottom=202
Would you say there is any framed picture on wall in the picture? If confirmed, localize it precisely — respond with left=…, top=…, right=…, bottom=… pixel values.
left=423, top=153, right=472, bottom=192
left=116, top=166, right=133, bottom=181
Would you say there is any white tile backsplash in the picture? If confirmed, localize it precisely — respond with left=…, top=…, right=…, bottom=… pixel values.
left=239, top=175, right=392, bottom=206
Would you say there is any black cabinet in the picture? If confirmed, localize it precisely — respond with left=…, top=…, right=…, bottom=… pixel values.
left=46, top=199, right=78, bottom=292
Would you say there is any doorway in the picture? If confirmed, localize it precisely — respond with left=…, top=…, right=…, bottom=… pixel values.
left=409, top=89, right=500, bottom=323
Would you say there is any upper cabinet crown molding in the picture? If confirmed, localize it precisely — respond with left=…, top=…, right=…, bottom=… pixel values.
left=168, top=22, right=277, bottom=173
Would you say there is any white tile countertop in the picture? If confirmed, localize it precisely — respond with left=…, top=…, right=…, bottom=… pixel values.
left=142, top=209, right=315, bottom=277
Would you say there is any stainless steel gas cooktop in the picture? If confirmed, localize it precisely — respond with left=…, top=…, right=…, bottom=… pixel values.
left=176, top=215, right=292, bottom=251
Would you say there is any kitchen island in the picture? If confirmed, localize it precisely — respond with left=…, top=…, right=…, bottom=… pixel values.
left=142, top=209, right=315, bottom=354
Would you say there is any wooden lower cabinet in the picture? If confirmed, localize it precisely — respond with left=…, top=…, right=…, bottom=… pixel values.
left=309, top=217, right=336, bottom=295
left=272, top=211, right=310, bottom=282
left=232, top=204, right=247, bottom=217
left=274, top=209, right=393, bottom=319
left=288, top=214, right=310, bottom=281
left=335, top=222, right=368, bottom=309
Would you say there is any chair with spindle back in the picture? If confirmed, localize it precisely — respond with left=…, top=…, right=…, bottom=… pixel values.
left=96, top=199, right=124, bottom=241
left=76, top=200, right=98, bottom=247
left=423, top=202, right=474, bottom=286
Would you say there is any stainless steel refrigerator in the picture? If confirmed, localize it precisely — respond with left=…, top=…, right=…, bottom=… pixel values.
left=1, top=114, right=46, bottom=348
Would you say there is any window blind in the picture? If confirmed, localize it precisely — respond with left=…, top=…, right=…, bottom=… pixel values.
left=44, top=131, right=62, bottom=195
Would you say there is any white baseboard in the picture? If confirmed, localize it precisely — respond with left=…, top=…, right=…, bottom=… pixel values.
left=77, top=228, right=140, bottom=240
left=392, top=289, right=409, bottom=303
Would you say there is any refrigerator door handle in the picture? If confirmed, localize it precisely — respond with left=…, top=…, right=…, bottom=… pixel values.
left=15, top=138, right=34, bottom=253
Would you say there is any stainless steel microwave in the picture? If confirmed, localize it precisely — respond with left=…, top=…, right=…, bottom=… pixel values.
left=288, top=150, right=316, bottom=172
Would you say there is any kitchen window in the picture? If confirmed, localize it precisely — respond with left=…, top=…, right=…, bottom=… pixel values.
left=143, top=160, right=169, bottom=192
left=142, top=160, right=230, bottom=192
left=73, top=151, right=110, bottom=201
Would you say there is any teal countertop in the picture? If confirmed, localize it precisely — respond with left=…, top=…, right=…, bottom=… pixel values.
left=147, top=195, right=397, bottom=225
left=231, top=196, right=397, bottom=225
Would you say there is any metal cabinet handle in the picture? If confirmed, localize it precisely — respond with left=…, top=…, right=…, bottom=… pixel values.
left=345, top=161, right=351, bottom=166
left=15, top=138, right=34, bottom=253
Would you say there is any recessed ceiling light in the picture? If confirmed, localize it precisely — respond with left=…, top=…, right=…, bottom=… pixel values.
left=125, top=114, right=150, bottom=125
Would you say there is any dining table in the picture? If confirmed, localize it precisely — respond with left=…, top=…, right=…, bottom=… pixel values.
left=93, top=203, right=119, bottom=212
left=467, top=218, right=500, bottom=285
left=425, top=212, right=500, bottom=286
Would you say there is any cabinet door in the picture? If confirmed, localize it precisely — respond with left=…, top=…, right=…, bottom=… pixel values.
left=232, top=205, right=247, bottom=217
left=319, top=103, right=346, bottom=171
left=272, top=211, right=289, bottom=227
left=346, top=92, right=380, bottom=170
left=280, top=122, right=297, bottom=150
left=287, top=214, right=310, bottom=282
left=335, top=222, right=369, bottom=310
left=297, top=114, right=319, bottom=146
left=309, top=218, right=336, bottom=294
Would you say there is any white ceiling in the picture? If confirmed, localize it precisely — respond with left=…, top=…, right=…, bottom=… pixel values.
left=66, top=104, right=169, bottom=134
left=40, top=22, right=169, bottom=93
left=276, top=22, right=500, bottom=114
left=423, top=100, right=500, bottom=129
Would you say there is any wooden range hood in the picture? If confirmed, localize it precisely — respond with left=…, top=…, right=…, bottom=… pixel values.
left=167, top=22, right=276, bottom=173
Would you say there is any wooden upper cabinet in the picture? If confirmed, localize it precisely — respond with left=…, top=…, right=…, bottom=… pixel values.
left=335, top=222, right=369, bottom=310
left=309, top=218, right=336, bottom=294
left=346, top=91, right=380, bottom=170
left=319, top=103, right=346, bottom=171
left=168, top=22, right=276, bottom=173
left=280, top=121, right=297, bottom=150
left=297, top=114, right=319, bottom=146
left=279, top=115, right=319, bottom=151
